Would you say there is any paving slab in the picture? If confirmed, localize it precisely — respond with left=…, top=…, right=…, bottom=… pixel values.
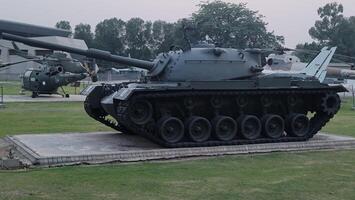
left=3, top=95, right=85, bottom=103
left=5, top=132, right=355, bottom=167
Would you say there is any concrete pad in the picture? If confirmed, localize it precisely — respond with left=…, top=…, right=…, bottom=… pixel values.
left=5, top=132, right=355, bottom=167
left=0, top=159, right=21, bottom=169
left=3, top=95, right=85, bottom=103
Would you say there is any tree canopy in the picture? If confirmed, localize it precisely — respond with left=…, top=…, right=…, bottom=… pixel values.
left=94, top=18, right=126, bottom=55
left=191, top=1, right=284, bottom=48
left=73, top=23, right=94, bottom=47
left=55, top=20, right=72, bottom=31
left=55, top=1, right=285, bottom=67
left=297, top=2, right=355, bottom=62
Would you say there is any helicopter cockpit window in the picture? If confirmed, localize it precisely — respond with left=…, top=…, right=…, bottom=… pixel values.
left=35, top=50, right=53, bottom=57
left=24, top=71, right=32, bottom=77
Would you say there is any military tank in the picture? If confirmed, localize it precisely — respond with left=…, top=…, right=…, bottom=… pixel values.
left=1, top=32, right=347, bottom=148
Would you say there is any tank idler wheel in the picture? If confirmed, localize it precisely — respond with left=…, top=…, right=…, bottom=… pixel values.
left=286, top=114, right=310, bottom=137
left=320, top=93, right=341, bottom=116
left=128, top=100, right=153, bottom=125
left=212, top=116, right=238, bottom=141
left=158, top=117, right=184, bottom=144
left=238, top=115, right=262, bottom=140
left=186, top=116, right=211, bottom=143
left=262, top=115, right=285, bottom=139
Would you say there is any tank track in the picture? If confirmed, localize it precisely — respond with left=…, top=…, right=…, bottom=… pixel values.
left=85, top=88, right=341, bottom=148
left=84, top=84, right=132, bottom=134
left=84, top=100, right=125, bottom=132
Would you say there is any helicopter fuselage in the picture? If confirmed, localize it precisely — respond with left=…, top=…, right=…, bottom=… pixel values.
left=22, top=68, right=86, bottom=97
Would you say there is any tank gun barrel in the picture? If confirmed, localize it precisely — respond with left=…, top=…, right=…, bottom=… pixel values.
left=0, top=32, right=155, bottom=70
left=327, top=67, right=355, bottom=80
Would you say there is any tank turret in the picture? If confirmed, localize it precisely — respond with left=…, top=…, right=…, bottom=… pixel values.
left=1, top=32, right=263, bottom=81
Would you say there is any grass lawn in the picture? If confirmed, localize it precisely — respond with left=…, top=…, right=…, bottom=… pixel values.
left=322, top=98, right=355, bottom=137
left=0, top=150, right=355, bottom=200
left=0, top=97, right=354, bottom=200
left=0, top=81, right=87, bottom=96
left=0, top=102, right=112, bottom=137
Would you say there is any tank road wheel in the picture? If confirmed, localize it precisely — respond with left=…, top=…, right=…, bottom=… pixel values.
left=186, top=116, right=212, bottom=143
left=238, top=115, right=262, bottom=140
left=128, top=100, right=153, bottom=125
left=158, top=117, right=184, bottom=144
left=286, top=114, right=310, bottom=137
left=212, top=116, right=237, bottom=141
left=262, top=115, right=285, bottom=139
left=320, top=93, right=341, bottom=116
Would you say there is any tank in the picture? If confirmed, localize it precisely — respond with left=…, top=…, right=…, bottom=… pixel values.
left=1, top=32, right=347, bottom=148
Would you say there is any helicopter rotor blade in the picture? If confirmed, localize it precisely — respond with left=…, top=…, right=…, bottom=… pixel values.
left=0, top=59, right=41, bottom=69
left=265, top=46, right=355, bottom=68
left=283, top=47, right=355, bottom=62
left=11, top=41, right=20, bottom=50
left=0, top=42, right=40, bottom=61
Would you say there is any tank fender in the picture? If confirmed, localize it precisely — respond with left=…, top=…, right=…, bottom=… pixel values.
left=85, top=85, right=107, bottom=109
left=113, top=87, right=143, bottom=101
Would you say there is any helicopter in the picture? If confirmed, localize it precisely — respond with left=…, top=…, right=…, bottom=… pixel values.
left=264, top=48, right=355, bottom=84
left=0, top=42, right=98, bottom=98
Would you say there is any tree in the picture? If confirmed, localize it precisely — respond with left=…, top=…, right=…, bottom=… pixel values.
left=295, top=42, right=322, bottom=62
left=308, top=3, right=344, bottom=45
left=55, top=20, right=72, bottom=31
left=152, top=20, right=176, bottom=53
left=125, top=18, right=152, bottom=60
left=297, top=2, right=355, bottom=62
left=65, top=1, right=286, bottom=61
left=190, top=1, right=284, bottom=49
left=94, top=18, right=126, bottom=55
left=74, top=23, right=94, bottom=47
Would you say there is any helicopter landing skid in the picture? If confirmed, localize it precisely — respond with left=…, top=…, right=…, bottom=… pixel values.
left=59, top=87, right=70, bottom=98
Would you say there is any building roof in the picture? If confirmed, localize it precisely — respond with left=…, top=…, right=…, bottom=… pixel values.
left=0, top=19, right=71, bottom=37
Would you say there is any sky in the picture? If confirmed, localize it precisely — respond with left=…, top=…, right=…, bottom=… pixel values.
left=1, top=0, right=355, bottom=48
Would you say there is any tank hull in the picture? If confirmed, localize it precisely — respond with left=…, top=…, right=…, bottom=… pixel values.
left=84, top=75, right=346, bottom=148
